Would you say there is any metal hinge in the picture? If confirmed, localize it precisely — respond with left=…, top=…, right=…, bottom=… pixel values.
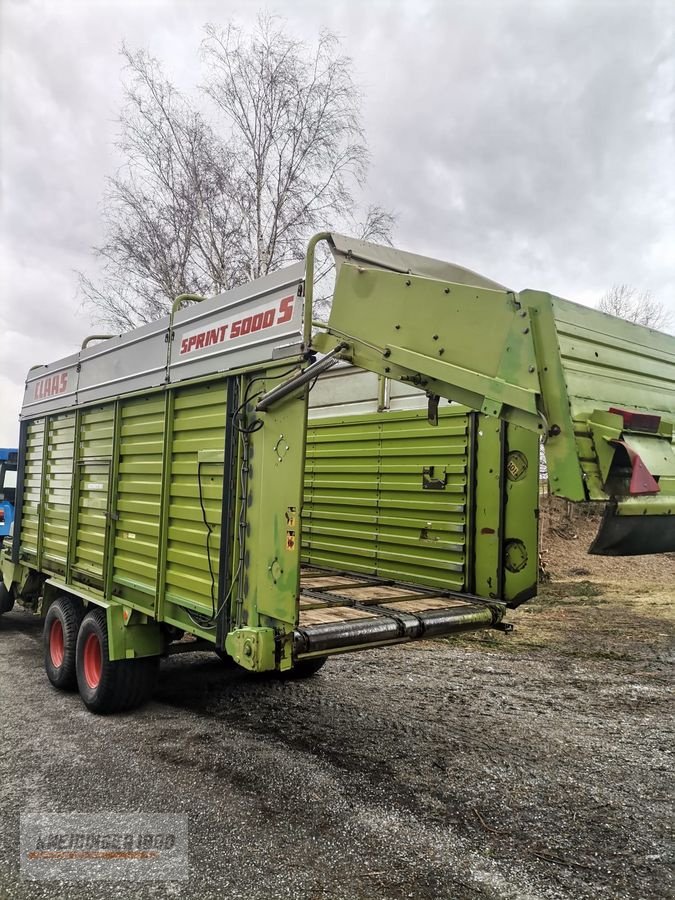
left=422, top=466, right=447, bottom=490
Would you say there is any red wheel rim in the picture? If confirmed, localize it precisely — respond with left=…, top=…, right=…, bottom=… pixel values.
left=83, top=632, right=102, bottom=689
left=49, top=619, right=65, bottom=668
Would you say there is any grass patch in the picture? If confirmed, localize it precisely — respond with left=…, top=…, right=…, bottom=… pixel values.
left=442, top=631, right=547, bottom=653
left=538, top=580, right=604, bottom=603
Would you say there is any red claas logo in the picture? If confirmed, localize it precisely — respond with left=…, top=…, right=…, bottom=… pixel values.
left=179, top=294, right=296, bottom=356
left=34, top=372, right=68, bottom=400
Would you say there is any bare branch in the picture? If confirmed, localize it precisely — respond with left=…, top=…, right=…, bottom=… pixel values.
left=81, top=17, right=393, bottom=329
left=598, top=284, right=672, bottom=331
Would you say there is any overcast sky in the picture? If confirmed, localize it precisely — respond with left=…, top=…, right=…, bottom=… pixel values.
left=1, top=0, right=674, bottom=445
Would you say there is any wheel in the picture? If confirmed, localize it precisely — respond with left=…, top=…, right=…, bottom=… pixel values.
left=280, top=656, right=328, bottom=679
left=0, top=582, right=14, bottom=615
left=75, top=607, right=159, bottom=714
left=44, top=597, right=84, bottom=691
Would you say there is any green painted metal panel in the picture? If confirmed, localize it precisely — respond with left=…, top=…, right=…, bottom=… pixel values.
left=165, top=382, right=227, bottom=616
left=550, top=296, right=674, bottom=422
left=304, top=407, right=470, bottom=591
left=551, top=296, right=675, bottom=500
left=304, top=405, right=540, bottom=602
left=315, top=262, right=542, bottom=433
left=502, top=424, right=539, bottom=606
left=112, top=396, right=164, bottom=612
left=72, top=406, right=113, bottom=584
left=316, top=254, right=674, bottom=517
left=42, top=412, right=75, bottom=569
left=242, top=368, right=308, bottom=643
left=518, top=290, right=675, bottom=503
left=472, top=418, right=504, bottom=599
left=19, top=419, right=45, bottom=560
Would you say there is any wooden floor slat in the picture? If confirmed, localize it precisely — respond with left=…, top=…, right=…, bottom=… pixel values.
left=380, top=597, right=468, bottom=613
left=299, top=606, right=379, bottom=627
left=301, top=577, right=378, bottom=590
left=298, top=566, right=484, bottom=629
left=331, top=585, right=425, bottom=602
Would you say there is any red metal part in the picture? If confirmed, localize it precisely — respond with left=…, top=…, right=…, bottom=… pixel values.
left=610, top=440, right=660, bottom=495
left=83, top=632, right=103, bottom=688
left=49, top=619, right=64, bottom=668
left=609, top=407, right=661, bottom=433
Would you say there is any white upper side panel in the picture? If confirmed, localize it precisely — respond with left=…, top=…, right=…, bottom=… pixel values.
left=22, top=355, right=80, bottom=418
left=168, top=264, right=304, bottom=383
left=20, top=263, right=305, bottom=418
left=77, top=317, right=169, bottom=407
left=308, top=362, right=431, bottom=418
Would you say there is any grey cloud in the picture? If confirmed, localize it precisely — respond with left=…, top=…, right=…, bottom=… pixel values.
left=1, top=0, right=673, bottom=444
left=358, top=1, right=675, bottom=300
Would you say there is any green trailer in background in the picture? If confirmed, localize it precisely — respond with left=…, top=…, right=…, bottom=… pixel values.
left=1, top=233, right=673, bottom=713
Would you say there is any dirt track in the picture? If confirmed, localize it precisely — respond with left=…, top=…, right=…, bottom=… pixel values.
left=0, top=565, right=673, bottom=900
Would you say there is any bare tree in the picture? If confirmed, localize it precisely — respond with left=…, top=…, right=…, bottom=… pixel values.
left=598, top=284, right=672, bottom=331
left=80, top=16, right=394, bottom=328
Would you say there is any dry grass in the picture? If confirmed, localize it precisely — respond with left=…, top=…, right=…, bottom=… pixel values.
left=456, top=496, right=674, bottom=660
left=539, top=493, right=675, bottom=586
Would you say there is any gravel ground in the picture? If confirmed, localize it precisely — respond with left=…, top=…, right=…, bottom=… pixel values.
left=0, top=581, right=672, bottom=900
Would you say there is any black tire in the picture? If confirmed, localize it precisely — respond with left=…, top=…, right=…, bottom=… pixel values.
left=75, top=607, right=159, bottom=714
left=0, top=582, right=14, bottom=615
left=281, top=656, right=328, bottom=679
left=44, top=597, right=84, bottom=691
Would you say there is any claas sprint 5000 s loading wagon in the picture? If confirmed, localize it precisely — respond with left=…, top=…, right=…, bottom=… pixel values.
left=1, top=234, right=673, bottom=713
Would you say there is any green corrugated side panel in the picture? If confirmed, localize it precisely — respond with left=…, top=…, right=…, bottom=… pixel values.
left=373, top=412, right=467, bottom=587
left=551, top=296, right=675, bottom=422
left=20, top=419, right=45, bottom=559
left=42, top=412, right=75, bottom=568
left=551, top=297, right=674, bottom=492
left=112, top=396, right=164, bottom=612
left=524, top=290, right=675, bottom=501
left=553, top=298, right=675, bottom=500
left=304, top=416, right=381, bottom=574
left=73, top=406, right=113, bottom=582
left=165, top=382, right=226, bottom=615
left=303, top=407, right=469, bottom=591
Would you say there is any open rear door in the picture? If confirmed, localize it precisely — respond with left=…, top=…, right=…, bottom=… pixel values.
left=304, top=233, right=675, bottom=557
left=523, top=292, right=675, bottom=555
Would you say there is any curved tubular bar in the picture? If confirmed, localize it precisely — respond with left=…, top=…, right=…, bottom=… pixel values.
left=303, top=232, right=332, bottom=347
left=171, top=293, right=207, bottom=314
left=81, top=334, right=114, bottom=349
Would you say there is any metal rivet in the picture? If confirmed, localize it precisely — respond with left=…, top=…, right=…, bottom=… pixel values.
left=432, top=334, right=438, bottom=340
left=528, top=366, right=535, bottom=373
